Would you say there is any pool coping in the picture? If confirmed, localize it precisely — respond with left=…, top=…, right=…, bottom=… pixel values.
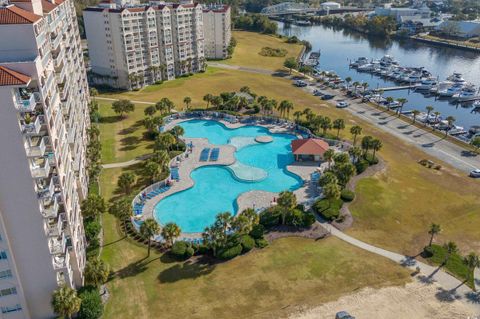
left=136, top=116, right=325, bottom=239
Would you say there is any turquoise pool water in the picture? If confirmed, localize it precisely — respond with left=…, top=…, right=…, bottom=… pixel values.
left=154, top=120, right=302, bottom=233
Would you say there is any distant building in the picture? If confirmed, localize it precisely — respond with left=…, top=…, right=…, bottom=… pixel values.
left=374, top=3, right=431, bottom=22
left=291, top=139, right=330, bottom=162
left=436, top=20, right=480, bottom=39
left=321, top=1, right=341, bottom=10
left=83, top=0, right=205, bottom=89
left=203, top=4, right=231, bottom=59
left=399, top=16, right=442, bottom=34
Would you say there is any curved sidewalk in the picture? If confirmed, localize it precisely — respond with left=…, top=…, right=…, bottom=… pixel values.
left=321, top=222, right=480, bottom=313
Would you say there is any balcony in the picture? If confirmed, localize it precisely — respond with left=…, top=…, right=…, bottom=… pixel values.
left=52, top=248, right=70, bottom=270
left=25, top=136, right=48, bottom=158
left=53, top=49, right=65, bottom=69
left=41, top=194, right=60, bottom=218
left=48, top=233, right=66, bottom=255
left=51, top=32, right=62, bottom=51
left=15, top=90, right=40, bottom=113
left=31, top=157, right=51, bottom=179
left=22, top=115, right=46, bottom=136
left=45, top=213, right=66, bottom=237
left=36, top=175, right=60, bottom=199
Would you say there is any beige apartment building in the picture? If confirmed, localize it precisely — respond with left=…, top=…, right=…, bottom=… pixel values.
left=84, top=0, right=206, bottom=89
left=0, top=0, right=90, bottom=317
left=203, top=4, right=231, bottom=59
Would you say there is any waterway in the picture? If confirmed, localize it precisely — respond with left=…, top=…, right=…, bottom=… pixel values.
left=277, top=22, right=480, bottom=130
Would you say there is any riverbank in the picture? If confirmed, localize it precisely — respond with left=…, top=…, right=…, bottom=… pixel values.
left=411, top=34, right=480, bottom=53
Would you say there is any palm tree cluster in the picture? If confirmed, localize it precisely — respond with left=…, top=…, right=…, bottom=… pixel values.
left=360, top=135, right=383, bottom=161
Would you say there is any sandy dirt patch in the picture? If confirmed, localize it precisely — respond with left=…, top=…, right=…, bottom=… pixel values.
left=289, top=281, right=478, bottom=319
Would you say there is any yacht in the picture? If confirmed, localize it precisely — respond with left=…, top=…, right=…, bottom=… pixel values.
left=452, top=85, right=479, bottom=101
left=379, top=55, right=398, bottom=66
left=430, top=80, right=453, bottom=94
left=416, top=77, right=438, bottom=90
left=438, top=83, right=465, bottom=97
left=350, top=57, right=369, bottom=68
left=447, top=72, right=466, bottom=84
left=402, top=72, right=423, bottom=83
left=448, top=125, right=467, bottom=136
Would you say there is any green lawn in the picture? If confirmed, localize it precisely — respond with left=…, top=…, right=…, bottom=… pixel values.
left=224, top=31, right=303, bottom=71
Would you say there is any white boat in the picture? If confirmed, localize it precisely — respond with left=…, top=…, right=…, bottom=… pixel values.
left=416, top=77, right=438, bottom=90
left=447, top=72, right=466, bottom=84
left=350, top=57, right=369, bottom=68
left=430, top=80, right=453, bottom=94
left=380, top=55, right=397, bottom=66
left=448, top=125, right=467, bottom=136
left=452, top=85, right=479, bottom=101
left=402, top=73, right=423, bottom=83
left=438, top=83, right=464, bottom=97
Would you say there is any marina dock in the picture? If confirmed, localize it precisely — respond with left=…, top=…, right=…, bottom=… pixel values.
left=378, top=85, right=416, bottom=91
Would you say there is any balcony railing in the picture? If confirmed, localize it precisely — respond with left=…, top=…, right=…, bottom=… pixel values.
left=45, top=212, right=65, bottom=237
left=16, top=92, right=40, bottom=112
left=26, top=136, right=48, bottom=158
left=36, top=175, right=59, bottom=199
left=31, top=157, right=51, bottom=179
left=51, top=33, right=62, bottom=51
left=41, top=193, right=60, bottom=218
left=52, top=248, right=70, bottom=270
left=48, top=233, right=66, bottom=255
left=22, top=115, right=46, bottom=136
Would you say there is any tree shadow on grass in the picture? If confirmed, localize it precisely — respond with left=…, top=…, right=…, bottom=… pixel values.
left=119, top=126, right=139, bottom=135
left=157, top=255, right=215, bottom=283
left=100, top=115, right=122, bottom=124
left=435, top=287, right=461, bottom=303
left=114, top=256, right=158, bottom=280
left=120, top=136, right=140, bottom=152
left=465, top=292, right=480, bottom=304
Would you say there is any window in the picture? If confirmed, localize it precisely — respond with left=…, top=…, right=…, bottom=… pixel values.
left=0, top=251, right=7, bottom=260
left=1, top=304, right=22, bottom=314
left=0, top=270, right=12, bottom=280
left=0, top=287, right=17, bottom=297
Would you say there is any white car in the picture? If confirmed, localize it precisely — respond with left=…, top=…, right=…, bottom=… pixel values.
left=469, top=169, right=480, bottom=178
left=336, top=101, right=349, bottom=108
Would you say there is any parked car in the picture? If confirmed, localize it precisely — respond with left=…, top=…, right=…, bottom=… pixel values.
left=335, top=311, right=355, bottom=319
left=470, top=169, right=480, bottom=178
left=336, top=100, right=349, bottom=108
left=313, top=89, right=323, bottom=96
left=321, top=94, right=335, bottom=100
left=294, top=80, right=308, bottom=87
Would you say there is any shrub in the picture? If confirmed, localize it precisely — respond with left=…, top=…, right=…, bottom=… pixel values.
left=240, top=235, right=255, bottom=253
left=171, top=241, right=192, bottom=259
left=218, top=244, right=243, bottom=260
left=154, top=80, right=163, bottom=85
left=355, top=159, right=369, bottom=174
left=302, top=212, right=316, bottom=227
left=255, top=238, right=269, bottom=248
left=259, top=47, right=288, bottom=57
left=286, top=209, right=304, bottom=227
left=249, top=224, right=265, bottom=239
left=259, top=207, right=281, bottom=227
left=185, top=246, right=195, bottom=258
left=313, top=198, right=342, bottom=221
left=340, top=189, right=355, bottom=202
left=364, top=153, right=379, bottom=165
left=78, top=289, right=103, bottom=319
left=84, top=219, right=101, bottom=242
left=196, top=244, right=209, bottom=255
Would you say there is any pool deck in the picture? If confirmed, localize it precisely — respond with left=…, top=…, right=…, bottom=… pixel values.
left=141, top=117, right=327, bottom=239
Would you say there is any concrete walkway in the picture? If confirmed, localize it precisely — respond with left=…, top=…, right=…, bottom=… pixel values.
left=102, top=154, right=152, bottom=169
left=321, top=222, right=480, bottom=313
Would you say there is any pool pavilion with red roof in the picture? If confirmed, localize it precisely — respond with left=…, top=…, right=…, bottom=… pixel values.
left=291, top=138, right=330, bottom=162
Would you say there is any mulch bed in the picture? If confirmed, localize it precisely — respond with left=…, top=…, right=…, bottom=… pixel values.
left=264, top=221, right=330, bottom=242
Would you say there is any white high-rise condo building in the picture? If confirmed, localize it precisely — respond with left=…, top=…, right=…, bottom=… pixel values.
left=0, top=0, right=90, bottom=317
left=203, top=4, right=231, bottom=59
left=84, top=0, right=205, bottom=89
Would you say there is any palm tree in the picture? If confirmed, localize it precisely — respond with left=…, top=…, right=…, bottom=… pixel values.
left=361, top=135, right=373, bottom=155
left=370, top=138, right=382, bottom=160
left=279, top=100, right=293, bottom=118
left=361, top=82, right=369, bottom=96
left=303, top=108, right=314, bottom=122
left=445, top=116, right=455, bottom=136
left=411, top=110, right=420, bottom=124
left=90, top=87, right=98, bottom=102
left=117, top=172, right=135, bottom=195
left=140, top=218, right=160, bottom=257
left=51, top=286, right=81, bottom=319
left=216, top=212, right=233, bottom=236
left=128, top=73, right=138, bottom=89
left=432, top=111, right=441, bottom=130
left=348, top=146, right=362, bottom=164
left=319, top=116, right=332, bottom=135
left=463, top=252, right=480, bottom=286
left=396, top=98, right=407, bottom=115
left=203, top=93, right=213, bottom=108
left=332, top=118, right=345, bottom=139
left=277, top=191, right=297, bottom=225
left=345, top=76, right=352, bottom=90
left=323, top=149, right=335, bottom=169
left=352, top=81, right=360, bottom=94
left=443, top=241, right=458, bottom=265
left=350, top=125, right=362, bottom=145
left=171, top=125, right=185, bottom=139
left=161, top=222, right=181, bottom=247
left=183, top=96, right=192, bottom=111
left=84, top=258, right=110, bottom=287
left=293, top=111, right=302, bottom=123
left=427, top=223, right=441, bottom=246
left=322, top=182, right=341, bottom=207
left=425, top=105, right=434, bottom=126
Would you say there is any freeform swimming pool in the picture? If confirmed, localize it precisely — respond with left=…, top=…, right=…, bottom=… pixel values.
left=154, top=120, right=303, bottom=233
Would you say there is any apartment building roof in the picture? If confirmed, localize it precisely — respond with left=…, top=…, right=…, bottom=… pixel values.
left=0, top=4, right=42, bottom=24
left=0, top=66, right=31, bottom=86
left=84, top=2, right=200, bottom=13
left=203, top=4, right=229, bottom=13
